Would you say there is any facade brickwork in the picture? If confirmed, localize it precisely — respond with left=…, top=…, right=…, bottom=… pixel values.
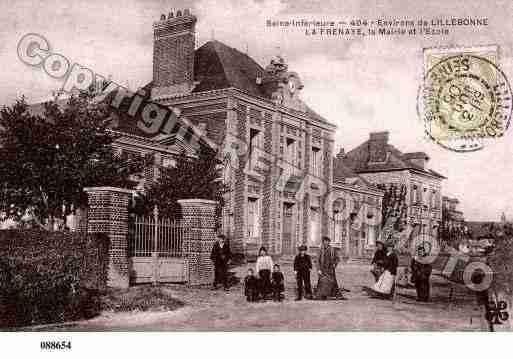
left=153, top=13, right=196, bottom=88
left=262, top=112, right=273, bottom=252
left=84, top=187, right=132, bottom=289
left=178, top=199, right=218, bottom=286
left=232, top=103, right=248, bottom=255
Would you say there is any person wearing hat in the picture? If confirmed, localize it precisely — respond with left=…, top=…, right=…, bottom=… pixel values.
left=316, top=236, right=345, bottom=300
left=410, top=243, right=433, bottom=302
left=293, top=244, right=313, bottom=300
left=371, top=240, right=386, bottom=282
left=210, top=234, right=232, bottom=291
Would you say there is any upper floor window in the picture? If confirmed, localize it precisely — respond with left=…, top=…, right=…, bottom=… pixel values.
left=249, top=128, right=263, bottom=172
left=411, top=184, right=421, bottom=204
left=311, top=146, right=322, bottom=178
left=283, top=137, right=296, bottom=167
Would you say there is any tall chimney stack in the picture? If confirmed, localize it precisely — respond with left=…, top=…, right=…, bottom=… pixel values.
left=368, top=131, right=389, bottom=163
left=152, top=9, right=197, bottom=99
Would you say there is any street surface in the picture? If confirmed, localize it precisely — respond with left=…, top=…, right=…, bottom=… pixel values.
left=48, top=261, right=492, bottom=331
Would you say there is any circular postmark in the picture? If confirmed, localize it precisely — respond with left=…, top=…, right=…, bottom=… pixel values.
left=417, top=54, right=512, bottom=152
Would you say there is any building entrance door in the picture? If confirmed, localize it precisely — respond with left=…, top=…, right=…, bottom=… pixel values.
left=349, top=228, right=362, bottom=258
left=282, top=203, right=295, bottom=255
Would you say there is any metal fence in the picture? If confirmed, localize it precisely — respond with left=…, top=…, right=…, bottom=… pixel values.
left=128, top=209, right=184, bottom=258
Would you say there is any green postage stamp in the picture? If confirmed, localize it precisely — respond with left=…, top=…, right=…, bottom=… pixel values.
left=418, top=45, right=512, bottom=152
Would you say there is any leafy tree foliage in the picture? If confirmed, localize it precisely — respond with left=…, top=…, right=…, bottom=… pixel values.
left=377, top=183, right=408, bottom=231
left=0, top=94, right=150, bottom=229
left=136, top=145, right=228, bottom=222
left=488, top=224, right=513, bottom=295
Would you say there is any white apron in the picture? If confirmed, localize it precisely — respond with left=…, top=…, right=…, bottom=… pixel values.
left=373, top=270, right=395, bottom=294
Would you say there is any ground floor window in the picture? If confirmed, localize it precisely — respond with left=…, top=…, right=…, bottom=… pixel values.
left=309, top=207, right=320, bottom=247
left=247, top=197, right=261, bottom=241
left=367, top=225, right=377, bottom=246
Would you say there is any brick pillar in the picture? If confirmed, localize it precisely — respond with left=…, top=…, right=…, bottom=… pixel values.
left=84, top=186, right=132, bottom=289
left=178, top=199, right=218, bottom=286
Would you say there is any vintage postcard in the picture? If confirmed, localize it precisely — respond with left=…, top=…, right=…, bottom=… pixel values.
left=1, top=0, right=513, bottom=356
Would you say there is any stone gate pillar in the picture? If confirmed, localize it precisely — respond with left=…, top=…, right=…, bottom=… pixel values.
left=84, top=186, right=132, bottom=289
left=178, top=199, right=218, bottom=286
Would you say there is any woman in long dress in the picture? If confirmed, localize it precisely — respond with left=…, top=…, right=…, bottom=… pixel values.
left=365, top=242, right=398, bottom=299
left=316, top=236, right=345, bottom=300
left=255, top=246, right=273, bottom=299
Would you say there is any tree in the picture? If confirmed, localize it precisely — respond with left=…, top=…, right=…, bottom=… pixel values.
left=377, top=183, right=408, bottom=231
left=0, top=94, right=150, bottom=229
left=137, top=145, right=228, bottom=222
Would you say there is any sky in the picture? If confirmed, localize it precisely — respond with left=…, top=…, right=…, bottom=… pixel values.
left=1, top=0, right=512, bottom=221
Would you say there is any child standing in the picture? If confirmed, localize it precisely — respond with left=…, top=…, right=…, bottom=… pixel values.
left=255, top=246, right=273, bottom=299
left=244, top=268, right=258, bottom=302
left=293, top=245, right=312, bottom=300
left=271, top=264, right=285, bottom=302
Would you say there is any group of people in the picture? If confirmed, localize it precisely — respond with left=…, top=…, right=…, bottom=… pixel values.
left=211, top=233, right=432, bottom=303
left=244, top=249, right=284, bottom=302
left=210, top=234, right=346, bottom=301
left=366, top=240, right=432, bottom=302
left=244, top=236, right=347, bottom=302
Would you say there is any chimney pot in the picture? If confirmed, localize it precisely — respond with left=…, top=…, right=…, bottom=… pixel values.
left=168, top=12, right=174, bottom=19
left=336, top=148, right=345, bottom=159
left=184, top=9, right=190, bottom=16
left=176, top=10, right=182, bottom=17
left=369, top=131, right=389, bottom=142
left=160, top=14, right=166, bottom=21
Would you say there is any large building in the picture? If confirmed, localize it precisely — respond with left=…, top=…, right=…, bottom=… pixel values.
left=102, top=9, right=337, bottom=257
left=332, top=149, right=384, bottom=258
left=338, top=131, right=446, bottom=245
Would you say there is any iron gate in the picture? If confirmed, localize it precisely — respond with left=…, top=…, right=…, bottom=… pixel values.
left=128, top=208, right=187, bottom=284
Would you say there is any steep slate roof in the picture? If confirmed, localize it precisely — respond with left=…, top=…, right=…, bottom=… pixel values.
left=27, top=40, right=330, bottom=149
left=343, top=140, right=446, bottom=179
left=333, top=155, right=383, bottom=193
left=164, top=40, right=329, bottom=124
left=192, top=40, right=266, bottom=97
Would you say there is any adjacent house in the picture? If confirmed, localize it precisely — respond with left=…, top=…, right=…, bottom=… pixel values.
left=332, top=149, right=384, bottom=258
left=340, top=131, right=446, bottom=245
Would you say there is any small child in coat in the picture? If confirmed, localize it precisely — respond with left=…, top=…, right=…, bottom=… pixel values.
left=244, top=268, right=258, bottom=302
left=271, top=264, right=285, bottom=302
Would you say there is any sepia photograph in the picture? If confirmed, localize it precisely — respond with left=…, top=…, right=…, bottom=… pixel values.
left=0, top=0, right=512, bottom=356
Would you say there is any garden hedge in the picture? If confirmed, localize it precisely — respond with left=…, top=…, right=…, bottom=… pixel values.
left=0, top=229, right=109, bottom=328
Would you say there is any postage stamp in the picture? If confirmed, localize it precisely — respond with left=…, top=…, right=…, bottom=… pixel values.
left=418, top=46, right=513, bottom=152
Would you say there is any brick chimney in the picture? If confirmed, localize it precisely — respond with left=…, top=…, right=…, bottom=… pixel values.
left=368, top=131, right=389, bottom=163
left=336, top=148, right=345, bottom=159
left=403, top=152, right=429, bottom=169
left=152, top=9, right=197, bottom=99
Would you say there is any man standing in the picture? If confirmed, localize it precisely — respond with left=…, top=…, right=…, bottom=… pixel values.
left=316, top=236, right=345, bottom=300
left=294, top=245, right=313, bottom=300
left=411, top=245, right=432, bottom=302
left=210, top=234, right=231, bottom=291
